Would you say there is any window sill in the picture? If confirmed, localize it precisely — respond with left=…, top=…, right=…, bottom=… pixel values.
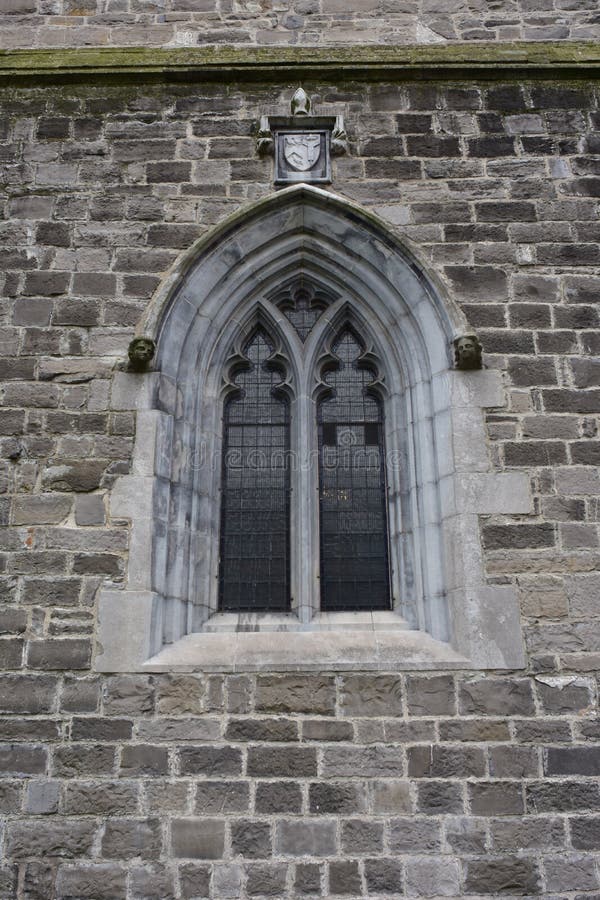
left=201, top=611, right=412, bottom=633
left=140, top=626, right=469, bottom=672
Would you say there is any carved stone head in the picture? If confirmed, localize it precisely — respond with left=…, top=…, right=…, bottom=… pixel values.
left=454, top=334, right=482, bottom=370
left=128, top=337, right=156, bottom=371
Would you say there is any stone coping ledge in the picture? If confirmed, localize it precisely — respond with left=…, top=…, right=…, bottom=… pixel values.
left=141, top=629, right=469, bottom=672
left=1, top=41, right=600, bottom=85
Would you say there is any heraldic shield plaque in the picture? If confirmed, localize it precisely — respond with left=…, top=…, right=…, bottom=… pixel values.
left=275, top=130, right=331, bottom=184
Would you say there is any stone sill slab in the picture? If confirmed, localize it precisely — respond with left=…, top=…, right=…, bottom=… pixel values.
left=202, top=611, right=412, bottom=633
left=1, top=41, right=600, bottom=85
left=142, top=629, right=469, bottom=672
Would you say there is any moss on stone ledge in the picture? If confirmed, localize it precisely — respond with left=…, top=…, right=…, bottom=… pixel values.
left=1, top=41, right=600, bottom=85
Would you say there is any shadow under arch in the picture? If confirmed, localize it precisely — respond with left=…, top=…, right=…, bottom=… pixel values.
left=95, top=185, right=529, bottom=674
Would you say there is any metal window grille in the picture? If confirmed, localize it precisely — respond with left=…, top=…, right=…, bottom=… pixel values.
left=218, top=329, right=291, bottom=612
left=317, top=329, right=391, bottom=611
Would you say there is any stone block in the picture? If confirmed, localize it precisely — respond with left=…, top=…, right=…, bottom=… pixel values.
left=404, top=856, right=460, bottom=897
left=535, top=675, right=593, bottom=713
left=464, top=857, right=541, bottom=895
left=545, top=746, right=600, bottom=776
left=6, top=819, right=96, bottom=858
left=155, top=675, right=205, bottom=715
left=489, top=746, right=539, bottom=778
left=230, top=820, right=271, bottom=858
left=0, top=744, right=47, bottom=776
left=42, top=459, right=107, bottom=492
left=120, top=745, right=169, bottom=776
left=58, top=677, right=98, bottom=715
left=459, top=678, right=535, bottom=716
left=74, top=494, right=106, bottom=526
left=145, top=781, right=190, bottom=815
left=24, top=780, right=59, bottom=815
left=71, top=717, right=133, bottom=741
left=468, top=781, right=524, bottom=815
left=63, top=781, right=139, bottom=816
left=370, top=780, right=412, bottom=814
left=212, top=863, right=243, bottom=899
left=22, top=578, right=81, bottom=608
left=408, top=745, right=486, bottom=778
left=225, top=717, right=298, bottom=742
left=329, top=860, right=361, bottom=895
left=526, top=780, right=600, bottom=813
left=339, top=674, right=402, bottom=717
left=55, top=864, right=127, bottom=899
left=27, top=639, right=91, bottom=670
left=544, top=853, right=600, bottom=892
left=566, top=574, right=600, bottom=617
left=302, top=719, right=353, bottom=742
left=0, top=674, right=57, bottom=714
left=129, top=864, right=176, bottom=900
left=489, top=817, right=566, bottom=851
left=416, top=781, right=464, bottom=815
left=178, top=863, right=211, bottom=899
left=171, top=818, right=225, bottom=859
left=321, top=745, right=403, bottom=778
left=52, top=744, right=115, bottom=777
left=104, top=675, right=155, bottom=715
left=255, top=781, right=302, bottom=814
left=246, top=863, right=288, bottom=897
left=364, top=858, right=404, bottom=895
left=294, top=863, right=322, bottom=895
left=341, top=820, right=384, bottom=854
left=247, top=746, right=317, bottom=778
left=276, top=820, right=337, bottom=857
left=406, top=674, right=456, bottom=716
left=255, top=675, right=335, bottom=714
left=179, top=746, right=242, bottom=777
left=101, top=818, right=162, bottom=860
left=12, top=494, right=72, bottom=525
left=309, top=782, right=367, bottom=815
left=444, top=816, right=486, bottom=852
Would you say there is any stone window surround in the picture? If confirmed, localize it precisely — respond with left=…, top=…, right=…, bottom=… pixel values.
left=95, top=185, right=530, bottom=673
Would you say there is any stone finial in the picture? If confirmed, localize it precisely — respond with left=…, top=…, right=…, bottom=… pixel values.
left=453, top=334, right=483, bottom=370
left=128, top=336, right=156, bottom=371
left=291, top=87, right=311, bottom=116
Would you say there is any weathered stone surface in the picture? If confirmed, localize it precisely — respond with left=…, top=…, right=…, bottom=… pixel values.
left=339, top=674, right=402, bottom=717
left=6, top=819, right=96, bottom=858
left=255, top=675, right=335, bottom=715
left=459, top=678, right=535, bottom=716
left=275, top=820, right=337, bottom=857
left=101, top=818, right=162, bottom=860
left=230, top=820, right=271, bottom=858
left=464, top=857, right=541, bottom=895
left=171, top=819, right=225, bottom=859
left=55, top=864, right=128, bottom=899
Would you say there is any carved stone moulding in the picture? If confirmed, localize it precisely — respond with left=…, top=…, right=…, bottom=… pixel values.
left=257, top=87, right=348, bottom=185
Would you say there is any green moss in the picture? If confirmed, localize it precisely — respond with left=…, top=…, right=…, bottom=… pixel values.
left=1, top=42, right=600, bottom=85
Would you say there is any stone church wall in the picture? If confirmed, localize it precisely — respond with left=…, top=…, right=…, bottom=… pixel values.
left=1, top=73, right=600, bottom=897
left=1, top=0, right=599, bottom=50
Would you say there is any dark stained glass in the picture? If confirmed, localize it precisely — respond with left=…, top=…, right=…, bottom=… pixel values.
left=270, top=278, right=336, bottom=341
left=317, top=329, right=391, bottom=611
left=219, top=328, right=290, bottom=612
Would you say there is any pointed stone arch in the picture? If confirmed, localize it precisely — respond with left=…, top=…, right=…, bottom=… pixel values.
left=96, top=185, right=530, bottom=672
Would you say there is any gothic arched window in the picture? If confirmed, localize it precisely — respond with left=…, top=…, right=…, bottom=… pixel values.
left=97, top=185, right=528, bottom=673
